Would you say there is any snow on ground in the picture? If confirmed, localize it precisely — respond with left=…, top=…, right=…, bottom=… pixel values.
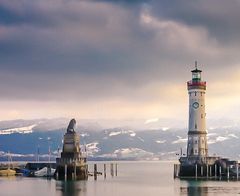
left=0, top=151, right=35, bottom=157
left=208, top=135, right=231, bottom=144
left=207, top=133, right=217, bottom=136
left=0, top=124, right=36, bottom=135
left=97, top=153, right=117, bottom=158
left=108, top=130, right=136, bottom=137
left=130, top=132, right=136, bottom=137
left=80, top=133, right=89, bottom=137
left=161, top=127, right=170, bottom=131
left=228, top=134, right=239, bottom=139
left=156, top=140, right=166, bottom=144
left=172, top=136, right=187, bottom=144
left=109, top=131, right=121, bottom=136
left=144, top=118, right=159, bottom=124
left=216, top=136, right=229, bottom=142
left=86, top=142, right=100, bottom=156
left=114, top=148, right=153, bottom=159
left=208, top=139, right=217, bottom=144
left=138, top=137, right=144, bottom=142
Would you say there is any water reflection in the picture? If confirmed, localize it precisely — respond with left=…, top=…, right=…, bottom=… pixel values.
left=56, top=180, right=87, bottom=196
left=180, top=181, right=208, bottom=196
left=0, top=176, right=17, bottom=181
left=179, top=179, right=240, bottom=196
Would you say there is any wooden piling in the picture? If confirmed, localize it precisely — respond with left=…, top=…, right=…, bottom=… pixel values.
left=176, top=164, right=178, bottom=177
left=115, top=163, right=118, bottom=176
left=74, top=163, right=76, bottom=180
left=176, top=164, right=179, bottom=177
left=237, top=163, right=239, bottom=180
left=86, top=164, right=88, bottom=178
left=47, top=167, right=50, bottom=177
left=104, top=164, right=106, bottom=179
left=227, top=166, right=230, bottom=180
left=210, top=165, right=212, bottom=177
left=206, top=164, right=209, bottom=178
left=215, top=164, right=217, bottom=179
left=219, top=166, right=222, bottom=178
left=110, top=163, right=114, bottom=177
left=195, top=164, right=198, bottom=179
left=173, top=164, right=176, bottom=178
left=94, top=164, right=97, bottom=180
left=64, top=164, right=67, bottom=181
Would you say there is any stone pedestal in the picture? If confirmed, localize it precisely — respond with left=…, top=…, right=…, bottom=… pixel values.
left=55, top=119, right=88, bottom=180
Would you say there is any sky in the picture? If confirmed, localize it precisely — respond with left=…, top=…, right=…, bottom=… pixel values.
left=1, top=0, right=240, bottom=123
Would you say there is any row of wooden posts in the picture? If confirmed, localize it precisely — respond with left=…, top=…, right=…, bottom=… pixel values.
left=93, top=163, right=118, bottom=180
left=174, top=164, right=239, bottom=180
left=59, top=163, right=118, bottom=181
left=56, top=163, right=118, bottom=181
left=55, top=164, right=81, bottom=180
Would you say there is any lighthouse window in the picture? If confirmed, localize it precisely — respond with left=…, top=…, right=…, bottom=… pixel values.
left=195, top=140, right=198, bottom=144
left=201, top=114, right=203, bottom=118
left=195, top=92, right=197, bottom=96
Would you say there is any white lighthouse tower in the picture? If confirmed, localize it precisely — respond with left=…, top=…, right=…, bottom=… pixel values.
left=186, top=62, right=208, bottom=162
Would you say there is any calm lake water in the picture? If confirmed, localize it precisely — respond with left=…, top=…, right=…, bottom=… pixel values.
left=1, top=161, right=240, bottom=196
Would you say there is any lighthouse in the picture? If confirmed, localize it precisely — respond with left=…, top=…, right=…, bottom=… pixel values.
left=176, top=62, right=237, bottom=178
left=186, top=62, right=208, bottom=162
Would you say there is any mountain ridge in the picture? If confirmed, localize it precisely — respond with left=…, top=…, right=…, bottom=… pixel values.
left=0, top=118, right=240, bottom=161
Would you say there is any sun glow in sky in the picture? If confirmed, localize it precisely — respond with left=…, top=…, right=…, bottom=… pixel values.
left=0, top=0, right=240, bottom=122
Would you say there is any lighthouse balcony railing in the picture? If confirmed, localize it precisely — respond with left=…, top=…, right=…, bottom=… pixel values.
left=187, top=81, right=206, bottom=90
left=187, top=81, right=206, bottom=86
left=187, top=81, right=207, bottom=86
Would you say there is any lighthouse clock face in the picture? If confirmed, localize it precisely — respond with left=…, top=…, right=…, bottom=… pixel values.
left=192, top=102, right=199, bottom=109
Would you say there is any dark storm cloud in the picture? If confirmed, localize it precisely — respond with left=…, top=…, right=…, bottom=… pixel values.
left=150, top=0, right=240, bottom=44
left=0, top=6, right=22, bottom=25
left=0, top=0, right=239, bottom=103
left=0, top=2, right=58, bottom=27
left=93, top=0, right=151, bottom=4
left=0, top=0, right=144, bottom=74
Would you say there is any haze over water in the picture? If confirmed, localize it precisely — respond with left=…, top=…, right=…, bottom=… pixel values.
left=0, top=161, right=240, bottom=196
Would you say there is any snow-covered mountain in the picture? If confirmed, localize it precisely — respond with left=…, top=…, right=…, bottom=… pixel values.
left=0, top=118, right=240, bottom=161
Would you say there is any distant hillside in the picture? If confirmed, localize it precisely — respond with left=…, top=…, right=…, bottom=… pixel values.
left=0, top=118, right=240, bottom=161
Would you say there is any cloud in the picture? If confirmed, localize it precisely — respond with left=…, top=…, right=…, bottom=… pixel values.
left=150, top=0, right=240, bottom=44
left=0, top=0, right=240, bottom=120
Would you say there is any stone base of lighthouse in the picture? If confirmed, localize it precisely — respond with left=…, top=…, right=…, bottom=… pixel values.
left=176, top=156, right=239, bottom=179
left=180, top=156, right=219, bottom=165
left=178, top=156, right=219, bottom=177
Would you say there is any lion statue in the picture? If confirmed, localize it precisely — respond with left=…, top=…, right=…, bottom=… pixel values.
left=67, top=119, right=76, bottom=133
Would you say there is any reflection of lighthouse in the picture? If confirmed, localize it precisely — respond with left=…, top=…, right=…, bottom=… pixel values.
left=186, top=62, right=208, bottom=161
